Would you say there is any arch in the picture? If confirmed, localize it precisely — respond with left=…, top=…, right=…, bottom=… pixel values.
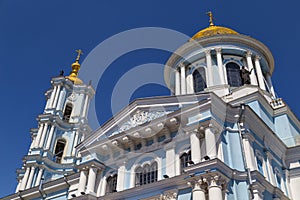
left=255, top=150, right=264, bottom=176
left=274, top=167, right=282, bottom=189
left=54, top=139, right=66, bottom=163
left=226, top=62, right=242, bottom=87
left=180, top=150, right=191, bottom=172
left=63, top=103, right=73, bottom=121
left=134, top=160, right=158, bottom=186
left=130, top=153, right=162, bottom=188
left=106, top=174, right=118, bottom=193
left=193, top=67, right=207, bottom=92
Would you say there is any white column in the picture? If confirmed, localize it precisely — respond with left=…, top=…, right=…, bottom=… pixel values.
left=56, top=88, right=66, bottom=111
left=52, top=85, right=61, bottom=109
left=15, top=180, right=21, bottom=192
left=39, top=123, right=49, bottom=148
left=165, top=145, right=176, bottom=177
left=254, top=55, right=266, bottom=90
left=34, top=124, right=44, bottom=148
left=266, top=152, right=276, bottom=186
left=48, top=85, right=57, bottom=109
left=242, top=133, right=256, bottom=171
left=25, top=166, right=35, bottom=189
left=191, top=180, right=206, bottom=200
left=186, top=72, right=194, bottom=94
left=246, top=51, right=258, bottom=85
left=205, top=126, right=217, bottom=159
left=175, top=69, right=180, bottom=95
left=205, top=50, right=213, bottom=87
left=19, top=167, right=30, bottom=190
left=266, top=75, right=275, bottom=97
left=207, top=175, right=223, bottom=200
left=81, top=94, right=90, bottom=117
left=252, top=183, right=265, bottom=200
left=72, top=132, right=79, bottom=156
left=86, top=167, right=98, bottom=194
left=190, top=130, right=201, bottom=164
left=175, top=153, right=181, bottom=176
left=216, top=48, right=226, bottom=84
left=78, top=170, right=88, bottom=195
left=45, top=125, right=55, bottom=150
left=116, top=161, right=126, bottom=192
left=34, top=168, right=44, bottom=187
left=29, top=136, right=36, bottom=150
left=99, top=176, right=107, bottom=196
left=180, top=63, right=186, bottom=95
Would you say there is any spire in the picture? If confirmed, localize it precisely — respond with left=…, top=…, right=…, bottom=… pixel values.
left=69, top=49, right=83, bottom=78
left=66, top=49, right=83, bottom=84
left=206, top=11, right=215, bottom=26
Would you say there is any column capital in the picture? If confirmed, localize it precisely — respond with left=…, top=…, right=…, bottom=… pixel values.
left=205, top=49, right=211, bottom=55
left=187, top=178, right=206, bottom=191
left=246, top=50, right=252, bottom=57
left=162, top=192, right=178, bottom=200
left=204, top=175, right=225, bottom=188
left=215, top=47, right=222, bottom=53
left=254, top=55, right=262, bottom=61
left=178, top=62, right=185, bottom=68
left=241, top=132, right=255, bottom=142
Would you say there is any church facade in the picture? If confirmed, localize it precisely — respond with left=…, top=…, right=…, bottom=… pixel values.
left=1, top=16, right=300, bottom=200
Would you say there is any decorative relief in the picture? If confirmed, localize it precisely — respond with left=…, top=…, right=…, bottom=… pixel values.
left=109, top=110, right=173, bottom=137
left=67, top=93, right=77, bottom=102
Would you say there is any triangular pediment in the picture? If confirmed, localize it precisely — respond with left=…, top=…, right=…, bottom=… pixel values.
left=77, top=94, right=211, bottom=151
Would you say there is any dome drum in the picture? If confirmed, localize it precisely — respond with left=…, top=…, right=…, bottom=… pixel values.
left=165, top=34, right=275, bottom=98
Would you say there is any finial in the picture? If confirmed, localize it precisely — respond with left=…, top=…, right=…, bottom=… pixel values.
left=67, top=49, right=84, bottom=84
left=75, top=49, right=83, bottom=62
left=206, top=11, right=215, bottom=26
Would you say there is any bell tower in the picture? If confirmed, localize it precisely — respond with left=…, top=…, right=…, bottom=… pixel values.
left=15, top=50, right=95, bottom=192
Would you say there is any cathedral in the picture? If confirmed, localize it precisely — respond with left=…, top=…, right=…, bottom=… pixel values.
left=1, top=13, right=300, bottom=200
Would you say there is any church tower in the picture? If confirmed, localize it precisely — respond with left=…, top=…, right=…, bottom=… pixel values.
left=164, top=11, right=277, bottom=101
left=15, top=50, right=95, bottom=192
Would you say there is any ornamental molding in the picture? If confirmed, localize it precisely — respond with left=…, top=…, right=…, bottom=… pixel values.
left=109, top=110, right=173, bottom=137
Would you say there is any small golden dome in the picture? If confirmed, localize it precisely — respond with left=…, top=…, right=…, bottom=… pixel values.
left=191, top=25, right=239, bottom=40
left=66, top=49, right=83, bottom=85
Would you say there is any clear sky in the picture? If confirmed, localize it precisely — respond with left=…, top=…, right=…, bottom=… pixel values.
left=0, top=0, right=299, bottom=197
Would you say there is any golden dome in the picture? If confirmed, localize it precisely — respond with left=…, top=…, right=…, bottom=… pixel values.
left=66, top=49, right=83, bottom=85
left=191, top=25, right=239, bottom=40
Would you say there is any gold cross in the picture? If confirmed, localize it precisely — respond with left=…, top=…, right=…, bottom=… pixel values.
left=206, top=11, right=215, bottom=26
left=75, top=49, right=83, bottom=61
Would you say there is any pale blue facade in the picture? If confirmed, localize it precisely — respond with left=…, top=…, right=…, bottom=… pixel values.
left=2, top=22, right=300, bottom=200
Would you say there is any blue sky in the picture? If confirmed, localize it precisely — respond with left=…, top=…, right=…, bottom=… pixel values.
left=0, top=0, right=299, bottom=197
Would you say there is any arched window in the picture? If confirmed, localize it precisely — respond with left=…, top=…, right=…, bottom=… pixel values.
left=150, top=162, right=158, bottom=183
left=106, top=174, right=117, bottom=193
left=275, top=168, right=282, bottom=189
left=255, top=150, right=264, bottom=176
left=63, top=103, right=73, bottom=121
left=180, top=151, right=191, bottom=172
left=193, top=68, right=207, bottom=93
left=226, top=62, right=242, bottom=87
left=54, top=139, right=66, bottom=163
left=135, top=167, right=143, bottom=186
left=135, top=162, right=158, bottom=186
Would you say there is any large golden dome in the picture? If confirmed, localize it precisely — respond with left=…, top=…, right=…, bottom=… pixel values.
left=191, top=25, right=239, bottom=40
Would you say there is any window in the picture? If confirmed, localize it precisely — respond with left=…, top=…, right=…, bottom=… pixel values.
left=226, top=62, right=242, bottom=87
left=193, top=67, right=207, bottom=92
left=255, top=150, right=264, bottom=176
left=180, top=151, right=191, bottom=172
left=106, top=174, right=117, bottom=193
left=275, top=168, right=282, bottom=189
left=54, top=139, right=66, bottom=163
left=257, top=158, right=264, bottom=175
left=135, top=162, right=158, bottom=186
left=63, top=103, right=73, bottom=121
